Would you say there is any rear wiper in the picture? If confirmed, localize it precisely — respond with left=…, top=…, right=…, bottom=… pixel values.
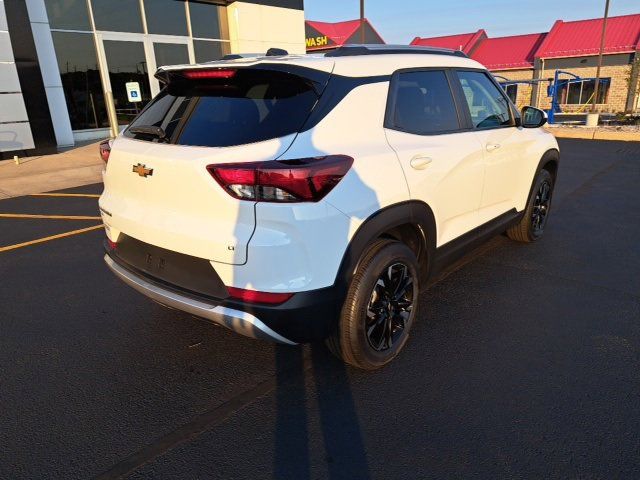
left=128, top=125, right=167, bottom=141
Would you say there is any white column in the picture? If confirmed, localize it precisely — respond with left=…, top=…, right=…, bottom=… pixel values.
left=0, top=0, right=35, bottom=152
left=226, top=2, right=305, bottom=55
left=25, top=0, right=75, bottom=147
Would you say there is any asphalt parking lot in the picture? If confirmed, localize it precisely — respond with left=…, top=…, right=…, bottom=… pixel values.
left=1, top=138, right=639, bottom=479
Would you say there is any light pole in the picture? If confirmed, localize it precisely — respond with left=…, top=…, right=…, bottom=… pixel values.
left=591, top=0, right=610, bottom=114
left=360, top=0, right=365, bottom=44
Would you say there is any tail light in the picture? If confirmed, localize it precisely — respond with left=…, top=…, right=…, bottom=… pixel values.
left=227, top=287, right=293, bottom=305
left=207, top=155, right=353, bottom=203
left=99, top=139, right=112, bottom=164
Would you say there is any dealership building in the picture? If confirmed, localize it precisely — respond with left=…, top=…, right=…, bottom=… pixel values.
left=3, top=5, right=640, bottom=161
left=0, top=0, right=304, bottom=159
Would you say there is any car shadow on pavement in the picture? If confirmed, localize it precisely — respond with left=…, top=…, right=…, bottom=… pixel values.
left=274, top=344, right=371, bottom=480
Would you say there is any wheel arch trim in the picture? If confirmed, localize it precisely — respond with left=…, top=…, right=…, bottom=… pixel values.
left=334, top=200, right=437, bottom=290
left=526, top=148, right=560, bottom=206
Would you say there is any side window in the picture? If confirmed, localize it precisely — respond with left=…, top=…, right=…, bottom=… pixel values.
left=390, top=70, right=460, bottom=135
left=503, top=84, right=518, bottom=104
left=456, top=71, right=513, bottom=129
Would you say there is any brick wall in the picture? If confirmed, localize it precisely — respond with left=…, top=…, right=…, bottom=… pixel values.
left=535, top=54, right=633, bottom=113
left=491, top=68, right=535, bottom=109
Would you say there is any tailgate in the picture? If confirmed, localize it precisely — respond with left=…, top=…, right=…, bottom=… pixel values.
left=100, top=135, right=295, bottom=265
left=99, top=64, right=332, bottom=265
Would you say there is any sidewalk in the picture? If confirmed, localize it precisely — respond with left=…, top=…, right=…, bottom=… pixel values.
left=0, top=142, right=103, bottom=199
left=545, top=125, right=640, bottom=142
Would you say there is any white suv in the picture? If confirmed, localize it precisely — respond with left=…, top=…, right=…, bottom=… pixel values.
left=99, top=45, right=559, bottom=369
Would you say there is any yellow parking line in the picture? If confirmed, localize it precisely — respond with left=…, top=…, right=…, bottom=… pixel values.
left=29, top=193, right=100, bottom=198
left=0, top=224, right=103, bottom=253
left=0, top=213, right=102, bottom=220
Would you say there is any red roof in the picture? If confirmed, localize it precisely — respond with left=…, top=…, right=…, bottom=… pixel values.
left=536, top=14, right=640, bottom=59
left=471, top=33, right=547, bottom=70
left=410, top=30, right=486, bottom=54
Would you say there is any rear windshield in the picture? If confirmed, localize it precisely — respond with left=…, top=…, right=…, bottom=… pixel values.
left=124, top=69, right=320, bottom=147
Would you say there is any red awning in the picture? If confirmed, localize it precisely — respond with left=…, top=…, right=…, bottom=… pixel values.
left=536, top=14, right=640, bottom=59
left=471, top=33, right=547, bottom=70
left=410, top=30, right=486, bottom=54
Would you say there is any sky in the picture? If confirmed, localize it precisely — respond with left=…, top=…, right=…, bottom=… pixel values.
left=303, top=0, right=640, bottom=44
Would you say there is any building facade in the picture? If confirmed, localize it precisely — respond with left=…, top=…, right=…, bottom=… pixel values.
left=471, top=33, right=546, bottom=110
left=534, top=16, right=640, bottom=114
left=0, top=0, right=305, bottom=159
left=412, top=14, right=640, bottom=116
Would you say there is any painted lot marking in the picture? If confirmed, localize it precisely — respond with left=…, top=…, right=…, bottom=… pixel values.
left=0, top=224, right=103, bottom=253
left=29, top=193, right=100, bottom=198
left=0, top=213, right=101, bottom=220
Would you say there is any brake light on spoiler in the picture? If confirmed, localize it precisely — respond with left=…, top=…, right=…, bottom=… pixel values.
left=208, top=156, right=354, bottom=203
left=181, top=69, right=237, bottom=79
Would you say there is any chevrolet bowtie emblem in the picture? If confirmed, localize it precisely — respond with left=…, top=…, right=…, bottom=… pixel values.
left=132, top=163, right=153, bottom=178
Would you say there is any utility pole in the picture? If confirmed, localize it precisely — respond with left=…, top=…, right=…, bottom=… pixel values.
left=591, top=0, right=610, bottom=113
left=360, top=0, right=365, bottom=44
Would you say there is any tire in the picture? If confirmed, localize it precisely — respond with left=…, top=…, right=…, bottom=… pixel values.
left=326, top=239, right=420, bottom=370
left=506, top=169, right=554, bottom=243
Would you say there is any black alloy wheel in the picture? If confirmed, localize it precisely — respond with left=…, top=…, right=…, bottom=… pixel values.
left=531, top=180, right=551, bottom=236
left=365, top=262, right=415, bottom=352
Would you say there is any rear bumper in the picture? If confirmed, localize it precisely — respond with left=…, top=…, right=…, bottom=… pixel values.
left=104, top=254, right=297, bottom=345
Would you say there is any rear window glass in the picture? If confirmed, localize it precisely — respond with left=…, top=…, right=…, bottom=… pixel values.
left=391, top=70, right=460, bottom=134
left=125, top=69, right=320, bottom=147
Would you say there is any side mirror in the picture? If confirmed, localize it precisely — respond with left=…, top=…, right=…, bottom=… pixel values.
left=521, top=106, right=547, bottom=128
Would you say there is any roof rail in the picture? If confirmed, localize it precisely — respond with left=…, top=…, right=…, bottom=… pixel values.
left=325, top=44, right=468, bottom=58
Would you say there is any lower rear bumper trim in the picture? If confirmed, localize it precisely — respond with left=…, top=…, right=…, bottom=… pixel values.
left=104, top=254, right=297, bottom=345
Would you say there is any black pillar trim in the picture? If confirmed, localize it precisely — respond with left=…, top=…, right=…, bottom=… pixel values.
left=3, top=0, right=58, bottom=158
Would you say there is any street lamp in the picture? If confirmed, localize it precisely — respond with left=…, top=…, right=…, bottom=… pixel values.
left=360, top=0, right=365, bottom=44
left=591, top=0, right=611, bottom=114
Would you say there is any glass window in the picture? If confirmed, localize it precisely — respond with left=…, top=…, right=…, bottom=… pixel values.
left=51, top=31, right=109, bottom=130
left=125, top=69, right=321, bottom=147
left=153, top=43, right=189, bottom=67
left=456, top=70, right=512, bottom=129
left=44, top=0, right=91, bottom=30
left=391, top=70, right=460, bottom=134
left=579, top=79, right=608, bottom=104
left=144, top=0, right=188, bottom=36
left=189, top=1, right=227, bottom=39
left=91, top=0, right=144, bottom=33
left=103, top=40, right=152, bottom=124
left=193, top=40, right=229, bottom=63
left=566, top=82, right=581, bottom=104
left=559, top=79, right=609, bottom=104
left=503, top=84, right=517, bottom=104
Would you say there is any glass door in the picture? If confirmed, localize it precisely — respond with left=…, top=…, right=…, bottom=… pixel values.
left=97, top=32, right=152, bottom=127
left=96, top=32, right=194, bottom=128
left=145, top=35, right=194, bottom=97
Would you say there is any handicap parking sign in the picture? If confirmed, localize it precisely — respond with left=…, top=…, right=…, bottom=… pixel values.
left=126, top=82, right=142, bottom=103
